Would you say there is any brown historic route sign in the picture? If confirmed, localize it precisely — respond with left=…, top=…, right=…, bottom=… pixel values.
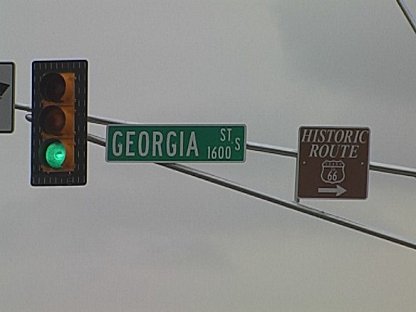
left=297, top=126, right=370, bottom=199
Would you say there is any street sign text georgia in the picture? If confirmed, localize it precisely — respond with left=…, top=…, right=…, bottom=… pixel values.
left=297, top=126, right=370, bottom=199
left=106, top=124, right=246, bottom=162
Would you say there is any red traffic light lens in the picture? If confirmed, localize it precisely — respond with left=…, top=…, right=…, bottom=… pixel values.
left=39, top=106, right=66, bottom=134
left=40, top=72, right=66, bottom=102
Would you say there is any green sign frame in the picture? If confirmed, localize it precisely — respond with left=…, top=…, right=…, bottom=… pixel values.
left=106, top=124, right=246, bottom=163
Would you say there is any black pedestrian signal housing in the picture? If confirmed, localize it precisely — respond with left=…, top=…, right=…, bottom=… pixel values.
left=31, top=60, right=88, bottom=186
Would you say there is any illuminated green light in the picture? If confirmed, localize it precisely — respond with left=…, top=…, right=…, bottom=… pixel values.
left=45, top=141, right=66, bottom=169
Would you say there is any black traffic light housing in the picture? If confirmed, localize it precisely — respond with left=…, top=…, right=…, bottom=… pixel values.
left=31, top=60, right=88, bottom=186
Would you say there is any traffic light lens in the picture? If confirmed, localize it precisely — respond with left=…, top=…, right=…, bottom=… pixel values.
left=44, top=141, right=66, bottom=169
left=39, top=106, right=66, bottom=134
left=40, top=72, right=66, bottom=102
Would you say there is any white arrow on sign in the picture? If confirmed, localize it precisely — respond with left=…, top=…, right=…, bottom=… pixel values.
left=318, top=185, right=347, bottom=197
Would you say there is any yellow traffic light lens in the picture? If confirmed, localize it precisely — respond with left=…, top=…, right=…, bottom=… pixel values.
left=39, top=106, right=66, bottom=134
left=44, top=141, right=66, bottom=169
left=40, top=72, right=66, bottom=102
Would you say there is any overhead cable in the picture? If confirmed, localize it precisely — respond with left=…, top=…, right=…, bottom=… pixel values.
left=86, top=132, right=416, bottom=251
left=19, top=107, right=416, bottom=251
left=397, top=0, right=416, bottom=34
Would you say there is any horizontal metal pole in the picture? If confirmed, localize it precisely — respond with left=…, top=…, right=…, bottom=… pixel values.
left=369, top=162, right=416, bottom=178
left=86, top=113, right=416, bottom=179
left=88, top=133, right=106, bottom=147
left=246, top=141, right=298, bottom=157
left=247, top=141, right=416, bottom=178
left=15, top=103, right=31, bottom=112
left=88, top=115, right=126, bottom=126
left=16, top=104, right=416, bottom=179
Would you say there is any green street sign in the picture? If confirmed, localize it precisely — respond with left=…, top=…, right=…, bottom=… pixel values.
left=106, top=124, right=246, bottom=162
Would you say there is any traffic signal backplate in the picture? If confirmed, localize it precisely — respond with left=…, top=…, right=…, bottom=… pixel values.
left=31, top=60, right=88, bottom=186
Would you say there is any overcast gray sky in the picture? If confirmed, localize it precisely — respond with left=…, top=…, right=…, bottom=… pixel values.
left=1, top=0, right=416, bottom=311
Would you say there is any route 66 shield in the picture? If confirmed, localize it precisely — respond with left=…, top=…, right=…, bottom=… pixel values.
left=321, top=160, right=345, bottom=184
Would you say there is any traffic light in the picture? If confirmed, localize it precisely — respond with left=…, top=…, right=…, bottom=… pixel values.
left=31, top=60, right=88, bottom=186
